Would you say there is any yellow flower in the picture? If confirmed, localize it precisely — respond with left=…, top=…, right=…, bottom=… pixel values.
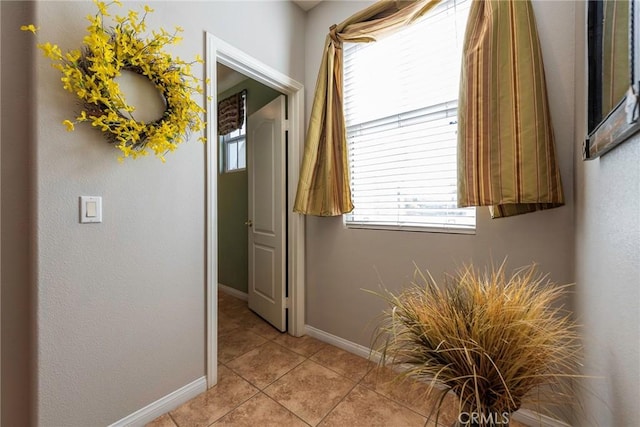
left=38, top=42, right=62, bottom=60
left=94, top=0, right=110, bottom=16
left=65, top=50, right=82, bottom=63
left=20, top=24, right=39, bottom=34
left=31, top=1, right=206, bottom=163
left=62, top=120, right=75, bottom=132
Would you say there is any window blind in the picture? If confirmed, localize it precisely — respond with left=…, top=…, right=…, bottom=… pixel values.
left=343, top=0, right=474, bottom=232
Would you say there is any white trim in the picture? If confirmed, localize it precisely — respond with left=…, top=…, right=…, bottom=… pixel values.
left=511, top=409, right=572, bottom=427
left=108, top=377, right=206, bottom=427
left=218, top=283, right=248, bottom=301
left=205, top=32, right=218, bottom=390
left=205, top=33, right=306, bottom=389
left=305, top=325, right=381, bottom=363
left=306, top=324, right=570, bottom=427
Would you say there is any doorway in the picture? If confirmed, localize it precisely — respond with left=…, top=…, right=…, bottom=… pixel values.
left=216, top=66, right=288, bottom=331
left=205, top=34, right=306, bottom=388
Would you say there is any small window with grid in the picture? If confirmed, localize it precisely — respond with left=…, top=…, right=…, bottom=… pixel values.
left=220, top=92, right=247, bottom=173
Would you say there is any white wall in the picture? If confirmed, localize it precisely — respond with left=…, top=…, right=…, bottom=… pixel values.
left=573, top=2, right=640, bottom=425
left=304, top=0, right=577, bottom=349
left=19, top=1, right=305, bottom=425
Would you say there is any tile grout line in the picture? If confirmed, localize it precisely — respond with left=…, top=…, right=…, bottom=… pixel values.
left=167, top=411, right=179, bottom=427
left=356, top=371, right=435, bottom=423
left=313, top=378, right=360, bottom=427
left=256, top=390, right=313, bottom=427
left=219, top=295, right=435, bottom=427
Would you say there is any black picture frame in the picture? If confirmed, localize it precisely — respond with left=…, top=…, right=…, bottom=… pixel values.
left=584, top=0, right=640, bottom=160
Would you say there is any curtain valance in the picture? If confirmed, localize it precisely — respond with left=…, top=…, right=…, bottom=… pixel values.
left=218, top=90, right=245, bottom=136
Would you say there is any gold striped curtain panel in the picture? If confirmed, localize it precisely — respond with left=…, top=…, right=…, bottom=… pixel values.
left=457, top=0, right=565, bottom=218
left=293, top=0, right=442, bottom=216
left=294, top=0, right=565, bottom=218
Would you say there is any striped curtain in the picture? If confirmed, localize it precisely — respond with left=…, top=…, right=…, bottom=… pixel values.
left=457, top=0, right=564, bottom=218
left=293, top=0, right=442, bottom=216
left=218, top=91, right=245, bottom=136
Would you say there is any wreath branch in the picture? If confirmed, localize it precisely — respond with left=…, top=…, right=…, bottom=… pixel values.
left=22, top=0, right=206, bottom=163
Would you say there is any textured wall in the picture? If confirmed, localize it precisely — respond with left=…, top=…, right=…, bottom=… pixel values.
left=217, top=79, right=282, bottom=294
left=573, top=2, right=640, bottom=425
left=0, top=1, right=306, bottom=425
left=1, top=2, right=36, bottom=425
left=304, top=0, right=576, bottom=349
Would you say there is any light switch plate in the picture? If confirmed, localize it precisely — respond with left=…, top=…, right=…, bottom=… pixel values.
left=80, top=196, right=102, bottom=223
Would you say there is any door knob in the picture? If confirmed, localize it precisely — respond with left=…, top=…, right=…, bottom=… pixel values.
left=245, top=220, right=253, bottom=227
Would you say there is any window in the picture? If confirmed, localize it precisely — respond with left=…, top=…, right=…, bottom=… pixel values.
left=343, top=0, right=475, bottom=232
left=220, top=92, right=246, bottom=173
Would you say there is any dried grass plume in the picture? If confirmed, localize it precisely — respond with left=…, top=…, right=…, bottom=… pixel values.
left=371, top=261, right=582, bottom=426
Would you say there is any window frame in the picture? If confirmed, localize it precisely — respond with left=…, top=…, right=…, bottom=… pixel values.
left=219, top=91, right=247, bottom=173
left=342, top=0, right=475, bottom=234
left=220, top=131, right=246, bottom=173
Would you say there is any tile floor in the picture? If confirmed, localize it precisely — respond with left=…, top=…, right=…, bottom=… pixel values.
left=147, top=291, right=526, bottom=427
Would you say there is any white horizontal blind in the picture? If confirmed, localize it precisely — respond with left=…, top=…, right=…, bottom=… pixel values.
left=344, top=0, right=474, bottom=232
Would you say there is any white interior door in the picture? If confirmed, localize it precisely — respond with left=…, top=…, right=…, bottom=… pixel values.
left=248, top=95, right=287, bottom=331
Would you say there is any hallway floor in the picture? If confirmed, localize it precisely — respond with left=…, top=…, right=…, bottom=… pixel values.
left=147, top=291, right=524, bottom=427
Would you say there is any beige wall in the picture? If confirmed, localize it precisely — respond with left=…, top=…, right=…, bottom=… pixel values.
left=573, top=2, right=640, bottom=425
left=0, top=1, right=305, bottom=425
left=1, top=2, right=36, bottom=425
left=304, top=0, right=577, bottom=347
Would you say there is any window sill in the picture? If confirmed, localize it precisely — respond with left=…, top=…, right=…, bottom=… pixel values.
left=344, top=222, right=476, bottom=235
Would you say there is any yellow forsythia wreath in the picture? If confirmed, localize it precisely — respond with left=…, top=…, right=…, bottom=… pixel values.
left=22, top=0, right=206, bottom=162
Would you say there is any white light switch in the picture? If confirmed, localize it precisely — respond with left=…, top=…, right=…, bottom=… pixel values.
left=86, top=201, right=97, bottom=217
left=80, top=196, right=102, bottom=223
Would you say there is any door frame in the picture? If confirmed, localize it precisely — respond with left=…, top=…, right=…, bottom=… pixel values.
left=205, top=33, right=306, bottom=388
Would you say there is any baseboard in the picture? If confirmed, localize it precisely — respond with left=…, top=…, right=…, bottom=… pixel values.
left=218, top=283, right=248, bottom=301
left=511, top=408, right=572, bottom=427
left=305, top=324, right=570, bottom=427
left=108, top=376, right=206, bottom=427
left=305, top=325, right=382, bottom=363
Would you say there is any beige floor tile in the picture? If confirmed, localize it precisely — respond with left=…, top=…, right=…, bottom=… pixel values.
left=310, top=344, right=374, bottom=381
left=228, top=307, right=281, bottom=335
left=264, top=359, right=356, bottom=426
left=218, top=312, right=241, bottom=336
left=218, top=291, right=246, bottom=304
left=219, top=306, right=250, bottom=321
left=361, top=366, right=447, bottom=418
left=218, top=328, right=268, bottom=363
left=319, top=384, right=426, bottom=426
left=362, top=367, right=470, bottom=426
left=272, top=333, right=327, bottom=357
left=170, top=365, right=258, bottom=427
left=145, top=413, right=176, bottom=427
left=212, top=393, right=309, bottom=426
left=227, top=341, right=306, bottom=389
left=245, top=318, right=284, bottom=340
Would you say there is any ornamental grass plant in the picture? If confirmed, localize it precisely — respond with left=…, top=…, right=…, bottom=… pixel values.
left=371, top=262, right=582, bottom=426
